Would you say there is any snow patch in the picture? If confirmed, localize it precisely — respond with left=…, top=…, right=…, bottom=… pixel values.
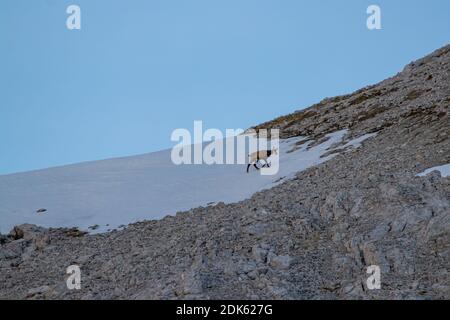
left=0, top=130, right=376, bottom=234
left=417, top=164, right=450, bottom=177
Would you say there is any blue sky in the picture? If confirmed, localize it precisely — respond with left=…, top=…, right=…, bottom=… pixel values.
left=0, top=0, right=449, bottom=174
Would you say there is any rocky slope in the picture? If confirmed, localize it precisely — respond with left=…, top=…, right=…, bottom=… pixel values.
left=1, top=45, right=449, bottom=300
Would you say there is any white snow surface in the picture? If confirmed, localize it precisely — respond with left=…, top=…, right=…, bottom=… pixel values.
left=0, top=130, right=376, bottom=234
left=417, top=164, right=450, bottom=177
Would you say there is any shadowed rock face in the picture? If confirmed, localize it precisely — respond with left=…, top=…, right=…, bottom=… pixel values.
left=1, top=45, right=449, bottom=300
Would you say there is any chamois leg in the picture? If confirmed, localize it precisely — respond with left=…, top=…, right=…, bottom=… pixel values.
left=256, top=159, right=264, bottom=168
left=261, top=160, right=270, bottom=168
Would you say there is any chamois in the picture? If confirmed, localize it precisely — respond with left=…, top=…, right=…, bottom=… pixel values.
left=247, top=148, right=278, bottom=173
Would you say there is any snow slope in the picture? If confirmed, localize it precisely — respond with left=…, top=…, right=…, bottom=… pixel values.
left=0, top=130, right=376, bottom=234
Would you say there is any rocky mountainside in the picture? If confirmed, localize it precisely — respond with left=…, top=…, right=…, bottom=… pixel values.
left=1, top=45, right=449, bottom=300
